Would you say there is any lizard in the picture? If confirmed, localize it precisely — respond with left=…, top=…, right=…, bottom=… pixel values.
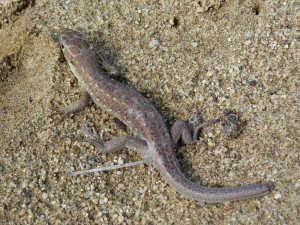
left=56, top=28, right=270, bottom=203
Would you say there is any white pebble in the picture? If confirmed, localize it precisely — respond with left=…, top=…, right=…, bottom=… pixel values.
left=274, top=193, right=282, bottom=200
left=206, top=70, right=215, bottom=77
left=196, top=7, right=205, bottom=13
left=42, top=193, right=48, bottom=199
left=245, top=32, right=253, bottom=38
left=244, top=40, right=251, bottom=45
left=191, top=42, right=198, bottom=47
left=149, top=39, right=159, bottom=48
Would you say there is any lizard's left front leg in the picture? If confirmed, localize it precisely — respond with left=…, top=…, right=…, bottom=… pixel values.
left=53, top=91, right=90, bottom=116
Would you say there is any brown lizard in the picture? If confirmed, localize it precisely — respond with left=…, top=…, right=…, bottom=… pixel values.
left=56, top=28, right=270, bottom=202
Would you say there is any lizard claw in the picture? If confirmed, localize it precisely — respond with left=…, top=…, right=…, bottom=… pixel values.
left=77, top=123, right=106, bottom=158
left=78, top=122, right=100, bottom=139
left=188, top=109, right=203, bottom=131
left=99, top=54, right=120, bottom=76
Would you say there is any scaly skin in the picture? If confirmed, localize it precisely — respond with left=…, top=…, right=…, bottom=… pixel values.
left=58, top=28, right=270, bottom=202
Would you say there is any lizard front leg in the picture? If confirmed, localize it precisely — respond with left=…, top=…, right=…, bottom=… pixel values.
left=53, top=91, right=90, bottom=115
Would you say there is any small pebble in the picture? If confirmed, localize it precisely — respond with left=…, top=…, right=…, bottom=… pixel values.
left=149, top=39, right=159, bottom=48
left=245, top=32, right=253, bottom=38
left=248, top=80, right=257, bottom=86
left=196, top=7, right=205, bottom=13
left=191, top=42, right=198, bottom=47
left=42, top=193, right=48, bottom=199
left=274, top=193, right=282, bottom=200
left=244, top=40, right=251, bottom=45
left=118, top=158, right=124, bottom=165
left=206, top=70, right=215, bottom=77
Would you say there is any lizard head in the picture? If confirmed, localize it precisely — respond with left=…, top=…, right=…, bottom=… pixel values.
left=58, top=28, right=91, bottom=81
left=58, top=28, right=90, bottom=64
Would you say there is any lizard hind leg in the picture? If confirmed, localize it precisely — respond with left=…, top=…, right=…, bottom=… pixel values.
left=73, top=123, right=149, bottom=157
left=66, top=123, right=151, bottom=175
left=170, top=110, right=221, bottom=147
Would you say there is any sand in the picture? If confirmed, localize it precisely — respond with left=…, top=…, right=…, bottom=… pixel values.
left=0, top=0, right=299, bottom=224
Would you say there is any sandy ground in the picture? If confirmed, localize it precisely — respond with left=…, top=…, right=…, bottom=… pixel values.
left=0, top=0, right=299, bottom=224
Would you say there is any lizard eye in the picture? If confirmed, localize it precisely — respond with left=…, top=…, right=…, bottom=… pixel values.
left=61, top=44, right=65, bottom=49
